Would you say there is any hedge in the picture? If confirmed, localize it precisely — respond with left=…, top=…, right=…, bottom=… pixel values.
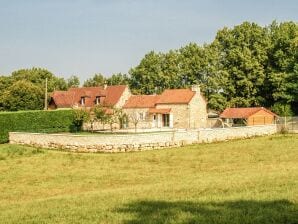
left=0, top=110, right=75, bottom=143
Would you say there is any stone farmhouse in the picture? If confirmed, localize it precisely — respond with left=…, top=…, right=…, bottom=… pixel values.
left=123, top=85, right=207, bottom=129
left=49, top=85, right=208, bottom=129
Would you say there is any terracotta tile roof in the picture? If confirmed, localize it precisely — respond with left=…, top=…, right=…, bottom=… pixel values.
left=103, top=85, right=127, bottom=106
left=123, top=95, right=159, bottom=108
left=51, top=85, right=127, bottom=108
left=68, top=87, right=106, bottom=97
left=50, top=91, right=75, bottom=107
left=220, top=107, right=277, bottom=119
left=156, top=89, right=195, bottom=104
left=104, top=108, right=114, bottom=115
left=124, top=88, right=198, bottom=109
left=148, top=108, right=171, bottom=114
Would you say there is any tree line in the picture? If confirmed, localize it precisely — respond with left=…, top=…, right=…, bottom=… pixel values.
left=128, top=21, right=298, bottom=115
left=0, top=21, right=297, bottom=115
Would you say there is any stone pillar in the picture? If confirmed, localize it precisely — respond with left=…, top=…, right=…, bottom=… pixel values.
left=157, top=114, right=162, bottom=128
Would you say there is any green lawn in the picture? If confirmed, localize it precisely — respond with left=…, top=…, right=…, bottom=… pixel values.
left=0, top=135, right=297, bottom=224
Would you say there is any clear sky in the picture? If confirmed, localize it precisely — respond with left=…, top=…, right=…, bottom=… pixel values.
left=0, top=0, right=297, bottom=81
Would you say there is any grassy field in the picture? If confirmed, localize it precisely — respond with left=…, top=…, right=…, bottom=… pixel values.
left=0, top=135, right=297, bottom=224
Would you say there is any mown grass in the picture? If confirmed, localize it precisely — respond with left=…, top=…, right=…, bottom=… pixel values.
left=0, top=135, right=297, bottom=224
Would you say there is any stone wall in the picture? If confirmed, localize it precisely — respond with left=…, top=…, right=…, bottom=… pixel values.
left=115, top=86, right=131, bottom=108
left=197, top=125, right=277, bottom=143
left=156, top=104, right=189, bottom=128
left=189, top=89, right=208, bottom=128
left=9, top=125, right=277, bottom=153
left=122, top=108, right=153, bottom=129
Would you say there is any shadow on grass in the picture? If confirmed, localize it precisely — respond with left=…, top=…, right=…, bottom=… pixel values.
left=117, top=200, right=298, bottom=224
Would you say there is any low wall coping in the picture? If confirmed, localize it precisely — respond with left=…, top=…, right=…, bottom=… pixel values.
left=9, top=124, right=277, bottom=137
left=199, top=124, right=277, bottom=131
left=9, top=131, right=176, bottom=138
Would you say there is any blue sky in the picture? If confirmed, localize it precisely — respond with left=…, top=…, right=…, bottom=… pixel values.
left=0, top=0, right=297, bottom=81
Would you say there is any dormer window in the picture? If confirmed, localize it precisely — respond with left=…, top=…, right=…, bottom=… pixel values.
left=81, top=97, right=85, bottom=106
left=96, top=96, right=100, bottom=105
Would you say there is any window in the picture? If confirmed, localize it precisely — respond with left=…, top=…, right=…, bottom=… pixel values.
left=96, top=96, right=100, bottom=105
left=81, top=97, right=85, bottom=106
left=139, top=112, right=146, bottom=121
left=162, top=114, right=170, bottom=127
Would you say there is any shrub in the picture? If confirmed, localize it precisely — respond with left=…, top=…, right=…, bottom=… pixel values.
left=271, top=103, right=294, bottom=117
left=279, top=125, right=289, bottom=134
left=0, top=110, right=74, bottom=143
left=72, top=109, right=90, bottom=132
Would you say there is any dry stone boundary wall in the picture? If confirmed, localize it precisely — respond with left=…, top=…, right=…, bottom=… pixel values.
left=9, top=125, right=277, bottom=153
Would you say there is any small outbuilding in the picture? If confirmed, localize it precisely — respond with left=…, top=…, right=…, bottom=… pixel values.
left=220, top=107, right=277, bottom=126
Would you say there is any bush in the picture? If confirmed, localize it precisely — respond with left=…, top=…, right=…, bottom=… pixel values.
left=72, top=109, right=90, bottom=132
left=271, top=103, right=294, bottom=117
left=0, top=110, right=74, bottom=143
left=279, top=125, right=289, bottom=134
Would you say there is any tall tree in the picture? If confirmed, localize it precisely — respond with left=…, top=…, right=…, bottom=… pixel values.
left=265, top=21, right=298, bottom=114
left=0, top=80, right=44, bottom=111
left=179, top=43, right=207, bottom=87
left=128, top=21, right=298, bottom=114
left=0, top=76, right=13, bottom=93
left=67, top=75, right=80, bottom=88
left=106, top=73, right=129, bottom=85
left=129, top=51, right=164, bottom=94
left=213, top=22, right=271, bottom=107
left=160, top=50, right=182, bottom=90
left=83, top=73, right=106, bottom=87
left=11, top=67, right=68, bottom=92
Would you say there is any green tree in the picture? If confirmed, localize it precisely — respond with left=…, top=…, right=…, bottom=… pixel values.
left=67, top=75, right=80, bottom=88
left=128, top=43, right=228, bottom=109
left=83, top=73, right=106, bottom=87
left=106, top=73, right=129, bottom=85
left=126, top=21, right=298, bottom=114
left=93, top=105, right=109, bottom=130
left=72, top=109, right=90, bottom=132
left=271, top=103, right=293, bottom=116
left=289, top=65, right=298, bottom=114
left=160, top=50, right=182, bottom=90
left=0, top=76, right=12, bottom=93
left=265, top=21, right=298, bottom=112
left=11, top=67, right=68, bottom=92
left=129, top=51, right=164, bottom=94
left=213, top=22, right=271, bottom=107
left=207, top=94, right=228, bottom=112
left=179, top=43, right=207, bottom=88
left=106, top=108, right=119, bottom=132
left=0, top=80, right=44, bottom=111
left=117, top=110, right=129, bottom=129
